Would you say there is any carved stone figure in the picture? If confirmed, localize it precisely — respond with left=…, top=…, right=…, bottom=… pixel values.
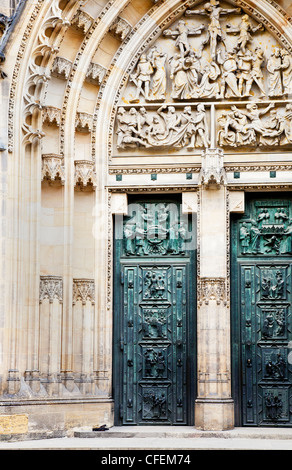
left=280, top=104, right=292, bottom=145
left=250, top=47, right=266, bottom=97
left=116, top=107, right=149, bottom=148
left=185, top=0, right=241, bottom=59
left=237, top=49, right=254, bottom=97
left=163, top=19, right=205, bottom=57
left=267, top=48, right=283, bottom=97
left=245, top=103, right=275, bottom=135
left=259, top=109, right=282, bottom=146
left=199, top=61, right=221, bottom=99
left=226, top=14, right=264, bottom=54
left=169, top=54, right=190, bottom=99
left=148, top=46, right=167, bottom=101
left=281, top=48, right=292, bottom=95
left=130, top=53, right=154, bottom=102
left=217, top=105, right=256, bottom=147
left=220, top=51, right=240, bottom=98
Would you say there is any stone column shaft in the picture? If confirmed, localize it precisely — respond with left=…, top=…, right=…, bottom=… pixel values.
left=195, top=150, right=233, bottom=430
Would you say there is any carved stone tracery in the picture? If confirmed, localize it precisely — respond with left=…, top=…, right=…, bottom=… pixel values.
left=41, top=154, right=65, bottom=184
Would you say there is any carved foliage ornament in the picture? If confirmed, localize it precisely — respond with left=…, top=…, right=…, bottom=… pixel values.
left=198, top=277, right=228, bottom=306
left=41, top=154, right=65, bottom=184
left=74, top=160, right=97, bottom=188
left=73, top=279, right=95, bottom=305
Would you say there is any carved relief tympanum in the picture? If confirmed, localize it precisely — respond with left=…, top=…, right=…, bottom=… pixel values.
left=115, top=0, right=292, bottom=157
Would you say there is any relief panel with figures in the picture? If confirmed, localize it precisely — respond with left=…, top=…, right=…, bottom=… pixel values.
left=114, top=1, right=292, bottom=158
left=113, top=198, right=196, bottom=425
left=232, top=195, right=292, bottom=427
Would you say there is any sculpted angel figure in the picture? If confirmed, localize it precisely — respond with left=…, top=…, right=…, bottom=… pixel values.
left=185, top=0, right=241, bottom=59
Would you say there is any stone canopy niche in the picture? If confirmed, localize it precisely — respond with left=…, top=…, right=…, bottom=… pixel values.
left=114, top=0, right=292, bottom=158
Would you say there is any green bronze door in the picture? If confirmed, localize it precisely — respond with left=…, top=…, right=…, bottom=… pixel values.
left=113, top=196, right=196, bottom=425
left=231, top=194, right=292, bottom=426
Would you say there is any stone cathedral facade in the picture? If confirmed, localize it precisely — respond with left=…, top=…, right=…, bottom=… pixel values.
left=1, top=0, right=292, bottom=438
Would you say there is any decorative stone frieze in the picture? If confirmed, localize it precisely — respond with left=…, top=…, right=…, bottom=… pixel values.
left=197, top=277, right=227, bottom=307
left=73, top=279, right=95, bottom=305
left=41, top=154, right=65, bottom=184
left=199, top=148, right=226, bottom=188
left=42, top=106, right=61, bottom=126
left=85, top=62, right=107, bottom=85
left=71, top=10, right=94, bottom=34
left=75, top=112, right=93, bottom=133
left=110, top=17, right=131, bottom=41
left=40, top=276, right=63, bottom=303
left=74, top=160, right=97, bottom=189
left=51, top=56, right=72, bottom=79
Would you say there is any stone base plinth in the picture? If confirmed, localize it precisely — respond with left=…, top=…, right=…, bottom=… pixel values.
left=195, top=398, right=234, bottom=431
left=0, top=399, right=114, bottom=440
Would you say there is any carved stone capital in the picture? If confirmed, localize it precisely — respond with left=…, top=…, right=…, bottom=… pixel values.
left=42, top=106, right=61, bottom=126
left=51, top=56, right=72, bottom=79
left=110, top=17, right=131, bottom=41
left=41, top=154, right=65, bottom=184
left=71, top=10, right=94, bottom=34
left=74, top=160, right=97, bottom=189
left=198, top=277, right=227, bottom=307
left=85, top=62, right=107, bottom=85
left=75, top=112, right=93, bottom=133
left=40, top=276, right=63, bottom=303
left=199, top=149, right=226, bottom=188
left=73, top=279, right=95, bottom=305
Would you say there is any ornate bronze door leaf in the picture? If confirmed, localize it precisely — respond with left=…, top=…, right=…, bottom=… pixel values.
left=114, top=199, right=196, bottom=425
left=232, top=195, right=292, bottom=426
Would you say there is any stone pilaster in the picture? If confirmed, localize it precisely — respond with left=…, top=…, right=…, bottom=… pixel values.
left=195, top=149, right=233, bottom=430
left=72, top=279, right=95, bottom=394
left=39, top=276, right=63, bottom=396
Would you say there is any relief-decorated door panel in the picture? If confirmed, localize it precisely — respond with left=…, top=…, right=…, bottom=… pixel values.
left=231, top=195, right=292, bottom=426
left=113, top=198, right=196, bottom=425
